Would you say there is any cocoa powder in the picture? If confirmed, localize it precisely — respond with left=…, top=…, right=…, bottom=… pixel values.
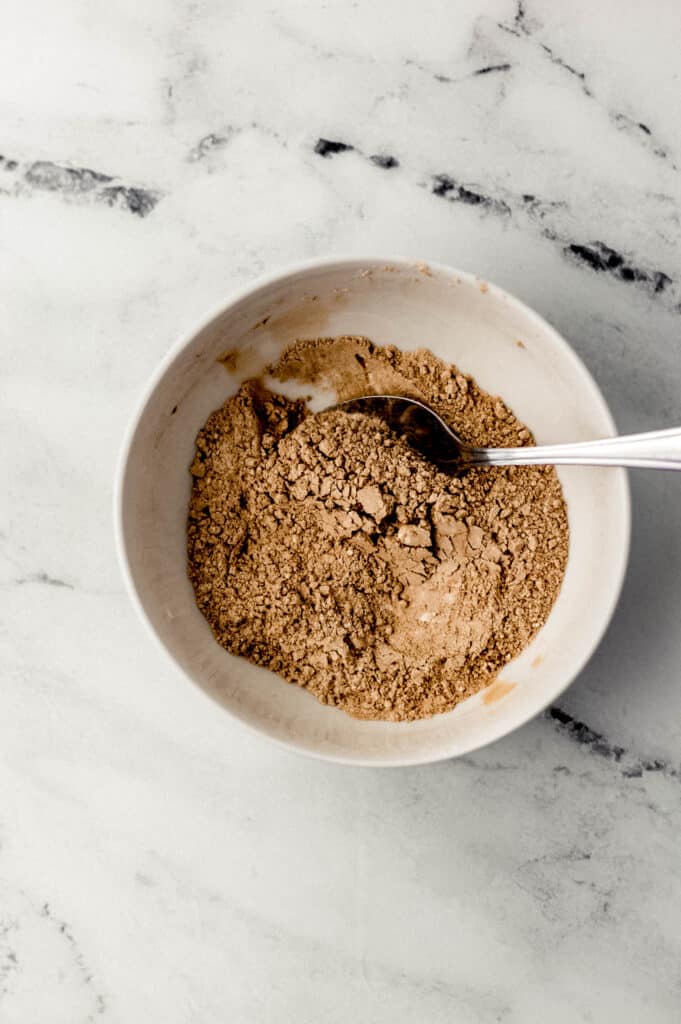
left=187, top=336, right=569, bottom=721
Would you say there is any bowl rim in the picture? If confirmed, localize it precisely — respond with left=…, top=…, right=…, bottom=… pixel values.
left=113, top=255, right=631, bottom=767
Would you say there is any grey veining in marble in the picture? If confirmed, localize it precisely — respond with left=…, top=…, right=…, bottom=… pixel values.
left=2, top=1, right=681, bottom=1020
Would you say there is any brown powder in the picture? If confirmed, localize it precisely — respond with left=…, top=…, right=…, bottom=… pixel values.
left=187, top=336, right=569, bottom=721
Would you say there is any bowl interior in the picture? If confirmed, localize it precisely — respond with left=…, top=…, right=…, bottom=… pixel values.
left=117, top=260, right=629, bottom=765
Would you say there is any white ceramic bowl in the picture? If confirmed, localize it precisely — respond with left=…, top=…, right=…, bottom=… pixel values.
left=115, top=258, right=630, bottom=766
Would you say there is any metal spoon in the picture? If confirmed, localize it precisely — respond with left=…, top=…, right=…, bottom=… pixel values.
left=336, top=395, right=681, bottom=472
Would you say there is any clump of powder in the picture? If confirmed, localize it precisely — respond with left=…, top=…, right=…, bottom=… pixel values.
left=187, top=336, right=569, bottom=721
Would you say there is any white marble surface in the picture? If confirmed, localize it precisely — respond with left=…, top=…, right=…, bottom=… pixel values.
left=2, top=1, right=681, bottom=1019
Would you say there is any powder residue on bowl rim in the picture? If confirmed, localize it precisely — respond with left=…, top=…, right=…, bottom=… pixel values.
left=217, top=348, right=240, bottom=372
left=482, top=680, right=516, bottom=705
left=187, top=335, right=569, bottom=722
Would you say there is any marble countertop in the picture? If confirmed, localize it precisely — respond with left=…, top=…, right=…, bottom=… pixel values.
left=3, top=1, right=681, bottom=1020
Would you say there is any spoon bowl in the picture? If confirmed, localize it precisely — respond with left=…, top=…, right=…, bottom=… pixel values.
left=338, top=395, right=466, bottom=471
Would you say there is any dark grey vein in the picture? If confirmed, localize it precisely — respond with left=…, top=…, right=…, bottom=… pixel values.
left=314, top=138, right=354, bottom=158
left=16, top=571, right=74, bottom=589
left=40, top=902, right=106, bottom=1019
left=431, top=173, right=511, bottom=215
left=313, top=137, right=399, bottom=172
left=473, top=63, right=512, bottom=76
left=565, top=242, right=671, bottom=293
left=547, top=706, right=679, bottom=782
left=405, top=57, right=512, bottom=86
left=188, top=132, right=230, bottom=162
left=0, top=154, right=160, bottom=216
left=370, top=153, right=400, bottom=169
left=538, top=41, right=592, bottom=96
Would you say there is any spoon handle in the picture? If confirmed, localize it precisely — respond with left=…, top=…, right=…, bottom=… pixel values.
left=468, top=426, right=681, bottom=471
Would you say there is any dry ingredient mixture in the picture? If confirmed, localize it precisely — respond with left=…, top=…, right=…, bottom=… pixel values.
left=187, top=336, right=569, bottom=721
